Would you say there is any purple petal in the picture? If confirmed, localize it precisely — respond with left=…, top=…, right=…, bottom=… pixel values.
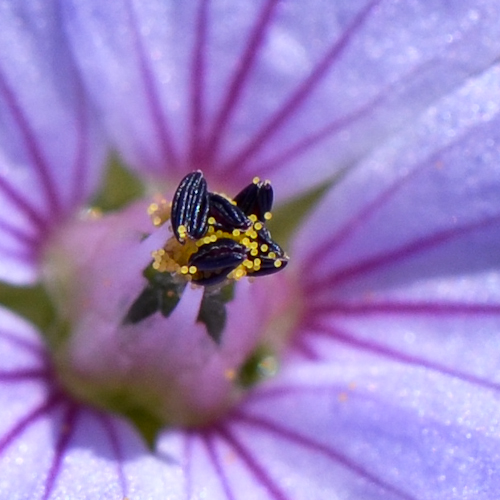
left=44, top=410, right=184, bottom=500
left=159, top=360, right=500, bottom=499
left=62, top=0, right=500, bottom=200
left=0, top=0, right=106, bottom=284
left=0, top=307, right=183, bottom=499
left=291, top=63, right=500, bottom=390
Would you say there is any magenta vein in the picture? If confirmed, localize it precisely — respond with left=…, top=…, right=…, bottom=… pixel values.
left=203, top=0, right=281, bottom=164
left=201, top=432, right=236, bottom=500
left=310, top=321, right=500, bottom=392
left=184, top=432, right=194, bottom=500
left=307, top=214, right=500, bottom=294
left=125, top=0, right=179, bottom=171
left=215, top=425, right=289, bottom=500
left=0, top=329, right=46, bottom=357
left=230, top=412, right=419, bottom=500
left=188, top=0, right=210, bottom=167
left=0, top=394, right=60, bottom=456
left=55, top=0, right=91, bottom=208
left=0, top=215, right=38, bottom=248
left=310, top=301, right=500, bottom=317
left=99, top=413, right=128, bottom=496
left=0, top=244, right=34, bottom=266
left=254, top=91, right=383, bottom=175
left=254, top=56, right=439, bottom=176
left=42, top=403, right=78, bottom=500
left=0, top=170, right=47, bottom=232
left=0, top=368, right=49, bottom=382
left=69, top=66, right=90, bottom=208
left=304, top=125, right=484, bottom=270
left=0, top=66, right=62, bottom=219
left=290, top=335, right=323, bottom=361
left=221, top=0, right=381, bottom=175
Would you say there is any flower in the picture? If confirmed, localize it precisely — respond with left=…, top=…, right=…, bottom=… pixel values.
left=1, top=0, right=500, bottom=498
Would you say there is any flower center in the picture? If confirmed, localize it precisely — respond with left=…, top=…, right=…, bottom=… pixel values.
left=42, top=171, right=293, bottom=435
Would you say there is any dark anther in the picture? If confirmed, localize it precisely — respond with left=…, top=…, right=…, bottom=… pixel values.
left=257, top=227, right=285, bottom=258
left=171, top=171, right=209, bottom=243
left=234, top=180, right=273, bottom=221
left=189, top=238, right=248, bottom=271
left=194, top=267, right=240, bottom=286
left=250, top=256, right=288, bottom=277
left=208, top=193, right=252, bottom=231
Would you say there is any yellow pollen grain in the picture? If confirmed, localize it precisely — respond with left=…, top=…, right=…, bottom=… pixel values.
left=180, top=266, right=189, bottom=274
left=210, top=234, right=217, bottom=242
left=148, top=199, right=171, bottom=226
left=216, top=230, right=223, bottom=237
left=177, top=225, right=187, bottom=238
left=264, top=212, right=272, bottom=220
left=243, top=260, right=253, bottom=268
left=147, top=203, right=159, bottom=214
left=189, top=265, right=197, bottom=274
left=260, top=244, right=269, bottom=252
left=250, top=249, right=259, bottom=257
left=254, top=222, right=263, bottom=230
left=274, top=260, right=282, bottom=268
left=234, top=268, right=246, bottom=279
left=268, top=251, right=276, bottom=259
left=250, top=241, right=258, bottom=249
left=253, top=176, right=260, bottom=184
left=241, top=237, right=250, bottom=246
left=232, top=229, right=241, bottom=237
left=208, top=226, right=215, bottom=233
left=208, top=216, right=216, bottom=224
left=249, top=214, right=257, bottom=222
left=254, top=258, right=261, bottom=266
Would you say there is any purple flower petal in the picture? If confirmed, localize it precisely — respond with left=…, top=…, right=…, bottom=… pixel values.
left=0, top=0, right=106, bottom=284
left=62, top=0, right=500, bottom=200
left=0, top=307, right=183, bottom=499
left=159, top=360, right=500, bottom=499
left=291, top=63, right=500, bottom=394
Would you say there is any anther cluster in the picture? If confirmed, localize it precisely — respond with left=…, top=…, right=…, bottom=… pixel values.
left=149, top=171, right=288, bottom=286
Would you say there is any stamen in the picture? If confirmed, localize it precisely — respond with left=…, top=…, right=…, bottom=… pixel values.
left=127, top=172, right=288, bottom=334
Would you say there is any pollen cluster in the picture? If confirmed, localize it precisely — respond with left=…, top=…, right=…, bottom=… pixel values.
left=146, top=172, right=287, bottom=287
left=149, top=202, right=279, bottom=283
